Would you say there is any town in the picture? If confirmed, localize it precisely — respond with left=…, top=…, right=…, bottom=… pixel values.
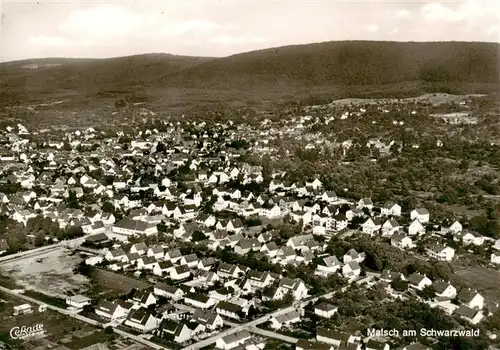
left=0, top=93, right=500, bottom=350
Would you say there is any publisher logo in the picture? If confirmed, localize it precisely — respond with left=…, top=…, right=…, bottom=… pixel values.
left=9, top=324, right=45, bottom=339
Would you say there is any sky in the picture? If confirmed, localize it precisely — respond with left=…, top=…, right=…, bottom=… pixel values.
left=0, top=0, right=499, bottom=62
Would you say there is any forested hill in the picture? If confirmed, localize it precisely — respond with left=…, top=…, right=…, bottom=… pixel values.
left=160, top=41, right=500, bottom=88
left=0, top=41, right=498, bottom=108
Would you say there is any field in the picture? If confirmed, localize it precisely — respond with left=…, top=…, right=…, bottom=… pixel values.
left=0, top=247, right=89, bottom=298
left=0, top=292, right=99, bottom=349
left=453, top=266, right=500, bottom=302
left=93, top=269, right=152, bottom=294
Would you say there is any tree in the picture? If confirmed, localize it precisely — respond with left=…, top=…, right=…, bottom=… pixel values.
left=191, top=231, right=208, bottom=242
left=101, top=201, right=115, bottom=214
left=67, top=190, right=79, bottom=209
left=390, top=277, right=408, bottom=292
left=418, top=285, right=436, bottom=300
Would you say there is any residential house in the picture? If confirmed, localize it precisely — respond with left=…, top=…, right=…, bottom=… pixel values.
left=247, top=270, right=274, bottom=289
left=366, top=340, right=390, bottom=350
left=426, top=245, right=455, bottom=261
left=314, top=302, right=338, bottom=318
left=316, top=328, right=358, bottom=348
left=184, top=293, right=214, bottom=309
left=157, top=319, right=192, bottom=344
left=410, top=208, right=430, bottom=223
left=391, top=234, right=414, bottom=249
left=153, top=283, right=184, bottom=301
left=315, top=256, right=342, bottom=277
left=278, top=278, right=308, bottom=300
left=382, top=219, right=400, bottom=236
left=491, top=252, right=500, bottom=264
left=407, top=273, right=432, bottom=291
left=65, top=295, right=91, bottom=309
left=130, top=242, right=148, bottom=255
left=362, top=218, right=382, bottom=235
left=216, top=301, right=244, bottom=320
left=170, top=265, right=191, bottom=280
left=95, top=300, right=128, bottom=321
left=147, top=246, right=165, bottom=260
left=124, top=308, right=159, bottom=333
left=215, top=330, right=252, bottom=350
left=455, top=305, right=483, bottom=324
left=459, top=231, right=485, bottom=246
left=381, top=202, right=401, bottom=217
left=191, top=310, right=224, bottom=331
left=153, top=260, right=174, bottom=277
left=131, top=290, right=157, bottom=308
left=408, top=220, right=425, bottom=236
left=296, top=340, right=332, bottom=350
left=358, top=198, right=373, bottom=210
left=269, top=309, right=301, bottom=329
left=432, top=281, right=457, bottom=299
left=457, top=289, right=484, bottom=309
left=380, top=270, right=405, bottom=283
left=343, top=249, right=366, bottom=264
left=342, top=261, right=361, bottom=280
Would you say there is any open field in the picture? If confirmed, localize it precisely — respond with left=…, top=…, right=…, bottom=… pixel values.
left=93, top=269, right=152, bottom=294
left=0, top=248, right=88, bottom=298
left=453, top=266, right=500, bottom=302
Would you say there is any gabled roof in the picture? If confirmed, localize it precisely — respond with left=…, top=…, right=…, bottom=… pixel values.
left=408, top=273, right=428, bottom=285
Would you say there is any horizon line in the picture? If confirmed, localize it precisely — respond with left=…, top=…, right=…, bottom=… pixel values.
left=1, top=39, right=499, bottom=64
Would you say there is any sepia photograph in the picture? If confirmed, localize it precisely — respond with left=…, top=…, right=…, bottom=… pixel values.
left=0, top=0, right=499, bottom=349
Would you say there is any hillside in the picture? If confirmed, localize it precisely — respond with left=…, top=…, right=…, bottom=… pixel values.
left=161, top=41, right=500, bottom=88
left=0, top=54, right=215, bottom=103
left=0, top=41, right=498, bottom=110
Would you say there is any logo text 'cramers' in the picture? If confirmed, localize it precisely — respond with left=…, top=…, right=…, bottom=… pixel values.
left=9, top=324, right=45, bottom=339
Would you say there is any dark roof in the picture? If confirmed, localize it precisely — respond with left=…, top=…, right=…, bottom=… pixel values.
left=185, top=292, right=210, bottom=303
left=296, top=339, right=331, bottom=350
left=366, top=339, right=388, bottom=350
left=216, top=301, right=243, bottom=314
left=455, top=305, right=479, bottom=319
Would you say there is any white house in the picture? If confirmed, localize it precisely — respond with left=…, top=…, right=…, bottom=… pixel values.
left=314, top=302, right=338, bottom=318
left=362, top=218, right=382, bottom=235
left=408, top=273, right=432, bottom=291
left=170, top=265, right=191, bottom=280
left=491, top=252, right=500, bottom=264
left=269, top=309, right=301, bottom=329
left=124, top=308, right=159, bottom=333
left=408, top=219, right=425, bottom=236
left=381, top=202, right=401, bottom=217
left=153, top=283, right=185, bottom=301
left=342, top=261, right=361, bottom=281
left=157, top=319, right=192, bottom=343
left=382, top=219, right=400, bottom=236
left=277, top=278, right=308, bottom=300
left=65, top=295, right=91, bottom=310
left=215, top=330, right=252, bottom=350
left=455, top=305, right=483, bottom=325
left=432, top=281, right=457, bottom=299
left=426, top=245, right=455, bottom=261
left=457, top=289, right=484, bottom=310
left=315, top=256, right=342, bottom=277
left=391, top=234, right=414, bottom=249
left=95, top=301, right=127, bottom=321
left=410, top=208, right=430, bottom=223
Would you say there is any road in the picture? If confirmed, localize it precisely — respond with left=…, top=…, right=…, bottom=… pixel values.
left=0, top=285, right=167, bottom=350
left=0, top=236, right=87, bottom=265
left=248, top=326, right=298, bottom=344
